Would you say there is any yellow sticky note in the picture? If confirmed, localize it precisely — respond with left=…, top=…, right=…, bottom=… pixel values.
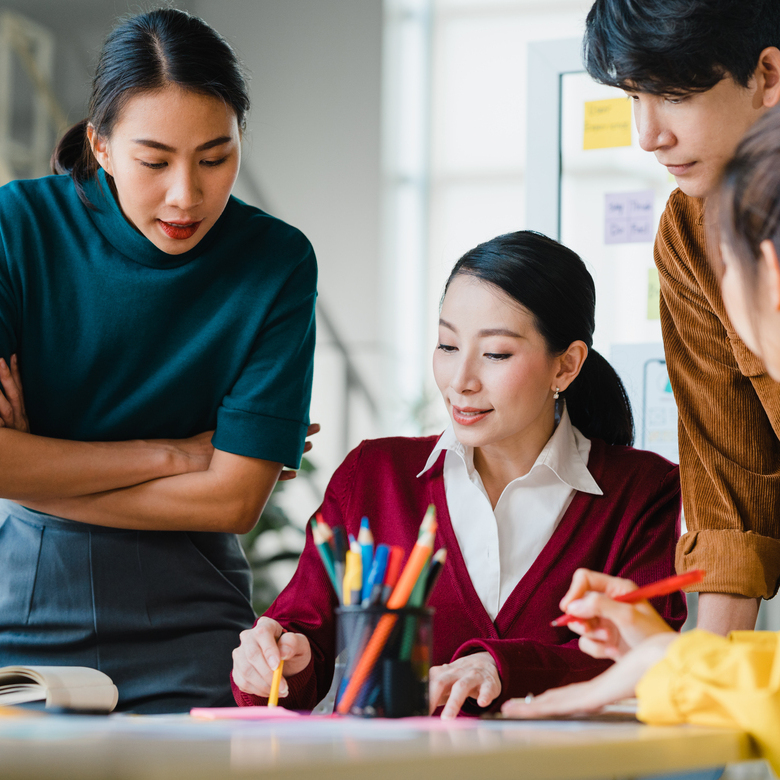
left=648, top=267, right=661, bottom=320
left=583, top=98, right=632, bottom=150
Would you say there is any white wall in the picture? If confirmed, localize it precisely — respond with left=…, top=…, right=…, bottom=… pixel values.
left=385, top=0, right=600, bottom=435
left=191, top=0, right=385, bottom=508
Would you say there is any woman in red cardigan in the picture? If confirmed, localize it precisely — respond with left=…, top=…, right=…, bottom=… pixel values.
left=231, top=230, right=686, bottom=717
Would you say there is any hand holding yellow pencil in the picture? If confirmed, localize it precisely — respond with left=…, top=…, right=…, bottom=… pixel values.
left=231, top=617, right=313, bottom=704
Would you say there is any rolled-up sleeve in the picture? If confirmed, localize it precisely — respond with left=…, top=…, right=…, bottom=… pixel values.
left=212, top=235, right=317, bottom=469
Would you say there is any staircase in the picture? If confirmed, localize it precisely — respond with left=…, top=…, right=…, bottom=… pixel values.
left=0, top=11, right=66, bottom=185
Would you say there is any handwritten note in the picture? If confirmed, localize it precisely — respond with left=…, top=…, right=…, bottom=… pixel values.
left=604, top=190, right=654, bottom=244
left=583, top=98, right=632, bottom=150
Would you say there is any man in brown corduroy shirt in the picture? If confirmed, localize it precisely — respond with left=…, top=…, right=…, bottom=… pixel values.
left=583, top=0, right=780, bottom=634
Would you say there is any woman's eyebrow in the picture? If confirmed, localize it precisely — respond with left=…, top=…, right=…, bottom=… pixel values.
left=478, top=328, right=521, bottom=338
left=439, top=318, right=457, bottom=332
left=439, top=319, right=520, bottom=338
left=196, top=136, right=233, bottom=151
left=131, top=136, right=233, bottom=152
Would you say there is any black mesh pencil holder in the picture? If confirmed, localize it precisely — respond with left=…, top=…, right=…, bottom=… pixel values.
left=334, top=605, right=433, bottom=717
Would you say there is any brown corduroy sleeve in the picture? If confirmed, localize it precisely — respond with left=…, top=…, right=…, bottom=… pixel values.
left=655, top=190, right=780, bottom=599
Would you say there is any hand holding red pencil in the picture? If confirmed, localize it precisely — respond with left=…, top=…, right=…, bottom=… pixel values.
left=501, top=568, right=698, bottom=719
left=550, top=569, right=702, bottom=661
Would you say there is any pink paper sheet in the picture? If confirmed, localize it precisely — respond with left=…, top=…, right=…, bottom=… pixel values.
left=190, top=706, right=308, bottom=720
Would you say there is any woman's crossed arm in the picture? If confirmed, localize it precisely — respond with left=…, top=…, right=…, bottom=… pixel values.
left=0, top=355, right=310, bottom=534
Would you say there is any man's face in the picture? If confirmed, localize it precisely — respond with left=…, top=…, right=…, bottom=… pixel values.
left=627, top=76, right=766, bottom=198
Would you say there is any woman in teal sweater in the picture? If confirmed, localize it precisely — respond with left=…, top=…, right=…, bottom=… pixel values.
left=0, top=9, right=317, bottom=712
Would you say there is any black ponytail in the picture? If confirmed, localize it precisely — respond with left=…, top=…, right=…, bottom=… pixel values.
left=444, top=230, right=634, bottom=446
left=51, top=119, right=94, bottom=188
left=51, top=8, right=249, bottom=206
left=564, top=349, right=634, bottom=446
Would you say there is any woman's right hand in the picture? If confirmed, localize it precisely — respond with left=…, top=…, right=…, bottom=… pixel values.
left=171, top=431, right=215, bottom=473
left=149, top=430, right=215, bottom=475
left=232, top=616, right=312, bottom=698
left=558, top=569, right=675, bottom=660
left=0, top=355, right=30, bottom=433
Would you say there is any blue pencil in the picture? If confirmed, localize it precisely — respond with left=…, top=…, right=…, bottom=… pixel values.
left=361, top=544, right=389, bottom=606
left=358, top=516, right=374, bottom=601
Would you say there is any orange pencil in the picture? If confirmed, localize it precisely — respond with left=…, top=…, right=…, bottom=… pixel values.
left=336, top=518, right=437, bottom=715
left=551, top=569, right=706, bottom=627
left=387, top=528, right=436, bottom=609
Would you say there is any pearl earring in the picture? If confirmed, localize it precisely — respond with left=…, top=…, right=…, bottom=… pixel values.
left=553, top=387, right=560, bottom=400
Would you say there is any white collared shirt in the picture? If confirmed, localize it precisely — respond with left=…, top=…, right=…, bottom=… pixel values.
left=417, top=406, right=603, bottom=620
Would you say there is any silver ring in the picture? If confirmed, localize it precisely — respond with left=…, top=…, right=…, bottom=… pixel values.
left=524, top=693, right=534, bottom=704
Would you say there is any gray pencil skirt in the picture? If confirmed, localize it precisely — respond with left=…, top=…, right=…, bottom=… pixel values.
left=0, top=500, right=256, bottom=713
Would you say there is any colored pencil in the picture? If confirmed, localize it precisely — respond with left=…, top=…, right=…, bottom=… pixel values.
left=423, top=548, right=447, bottom=604
left=551, top=569, right=706, bottom=627
left=338, top=544, right=390, bottom=705
left=398, top=546, right=434, bottom=661
left=362, top=544, right=390, bottom=607
left=406, top=553, right=431, bottom=609
left=331, top=526, right=347, bottom=603
left=358, top=517, right=375, bottom=601
left=311, top=519, right=338, bottom=595
left=316, top=513, right=334, bottom=548
left=381, top=545, right=405, bottom=605
left=268, top=659, right=284, bottom=707
left=336, top=520, right=437, bottom=714
left=343, top=550, right=363, bottom=606
left=420, top=504, right=436, bottom=534
left=387, top=524, right=436, bottom=609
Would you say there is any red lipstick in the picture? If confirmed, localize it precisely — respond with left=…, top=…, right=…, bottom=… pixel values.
left=158, top=220, right=202, bottom=240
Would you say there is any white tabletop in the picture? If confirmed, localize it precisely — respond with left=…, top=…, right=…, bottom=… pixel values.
left=0, top=709, right=756, bottom=780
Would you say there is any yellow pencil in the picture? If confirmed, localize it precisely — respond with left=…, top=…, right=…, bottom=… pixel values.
left=268, top=659, right=284, bottom=707
left=343, top=550, right=363, bottom=606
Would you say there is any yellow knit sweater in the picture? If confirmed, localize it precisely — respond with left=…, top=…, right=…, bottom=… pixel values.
left=638, top=629, right=780, bottom=773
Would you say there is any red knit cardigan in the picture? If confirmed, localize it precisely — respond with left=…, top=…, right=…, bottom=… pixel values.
left=233, top=435, right=685, bottom=712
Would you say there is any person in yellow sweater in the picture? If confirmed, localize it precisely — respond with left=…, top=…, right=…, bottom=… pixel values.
left=500, top=111, right=780, bottom=768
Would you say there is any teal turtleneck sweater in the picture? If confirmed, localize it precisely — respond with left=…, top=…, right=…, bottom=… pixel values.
left=0, top=170, right=316, bottom=467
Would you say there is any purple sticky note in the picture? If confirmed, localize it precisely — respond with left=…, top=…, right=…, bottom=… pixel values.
left=605, top=190, right=654, bottom=244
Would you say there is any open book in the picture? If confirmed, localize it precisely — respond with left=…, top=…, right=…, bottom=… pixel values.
left=0, top=666, right=118, bottom=712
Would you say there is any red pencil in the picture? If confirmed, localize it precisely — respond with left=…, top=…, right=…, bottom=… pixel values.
left=381, top=545, right=405, bottom=605
left=551, top=569, right=705, bottom=627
